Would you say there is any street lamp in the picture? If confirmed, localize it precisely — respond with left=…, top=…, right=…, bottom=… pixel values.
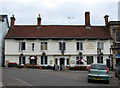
left=61, top=50, right=65, bottom=55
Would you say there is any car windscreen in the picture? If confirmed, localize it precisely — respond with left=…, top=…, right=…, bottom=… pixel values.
left=91, top=64, right=106, bottom=70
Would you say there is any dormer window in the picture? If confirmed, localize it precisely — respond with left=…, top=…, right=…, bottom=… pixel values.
left=115, top=32, right=120, bottom=43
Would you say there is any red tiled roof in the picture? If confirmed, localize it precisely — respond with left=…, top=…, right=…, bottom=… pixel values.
left=5, top=25, right=112, bottom=39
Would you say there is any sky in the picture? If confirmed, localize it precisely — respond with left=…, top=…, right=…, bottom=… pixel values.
left=0, top=0, right=120, bottom=26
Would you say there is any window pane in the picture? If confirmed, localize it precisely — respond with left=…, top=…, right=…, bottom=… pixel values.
left=97, top=42, right=100, bottom=49
left=59, top=42, right=62, bottom=50
left=97, top=56, right=103, bottom=63
left=101, top=42, right=104, bottom=50
left=76, top=42, right=79, bottom=50
left=45, top=42, right=47, bottom=50
left=63, top=42, right=66, bottom=50
left=67, top=58, right=69, bottom=65
left=55, top=58, right=58, bottom=64
left=41, top=56, right=43, bottom=64
left=45, top=56, right=47, bottom=64
left=116, top=32, right=120, bottom=42
left=19, top=42, right=21, bottom=51
left=22, top=42, right=26, bottom=50
left=23, top=56, right=26, bottom=64
left=80, top=42, right=83, bottom=50
left=87, top=56, right=93, bottom=65
left=41, top=42, right=44, bottom=50
left=76, top=57, right=79, bottom=65
left=19, top=56, right=21, bottom=65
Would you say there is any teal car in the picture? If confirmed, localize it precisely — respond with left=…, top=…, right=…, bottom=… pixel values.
left=88, top=63, right=109, bottom=84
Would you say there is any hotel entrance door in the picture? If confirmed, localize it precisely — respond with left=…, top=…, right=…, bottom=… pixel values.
left=60, top=58, right=65, bottom=66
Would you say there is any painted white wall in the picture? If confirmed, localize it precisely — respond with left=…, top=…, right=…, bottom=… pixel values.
left=0, top=16, right=9, bottom=66
left=5, top=39, right=111, bottom=55
left=5, top=39, right=111, bottom=66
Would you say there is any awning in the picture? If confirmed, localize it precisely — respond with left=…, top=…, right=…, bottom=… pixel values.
left=77, top=59, right=87, bottom=62
left=116, top=54, right=120, bottom=58
left=28, top=56, right=38, bottom=59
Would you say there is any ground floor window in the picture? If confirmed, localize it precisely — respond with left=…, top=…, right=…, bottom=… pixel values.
left=19, top=56, right=26, bottom=65
left=66, top=58, right=69, bottom=65
left=76, top=56, right=83, bottom=65
left=41, top=56, right=48, bottom=65
left=87, top=56, right=93, bottom=65
left=97, top=56, right=103, bottom=63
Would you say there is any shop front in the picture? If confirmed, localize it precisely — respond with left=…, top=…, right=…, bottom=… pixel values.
left=116, top=54, right=120, bottom=65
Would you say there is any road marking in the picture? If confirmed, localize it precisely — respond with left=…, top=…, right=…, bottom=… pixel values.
left=3, top=74, right=32, bottom=86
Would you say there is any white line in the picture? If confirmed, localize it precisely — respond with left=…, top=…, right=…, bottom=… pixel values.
left=4, top=74, right=32, bottom=86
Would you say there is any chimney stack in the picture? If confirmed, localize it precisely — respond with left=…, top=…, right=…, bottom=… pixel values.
left=104, top=15, right=109, bottom=25
left=85, top=12, right=90, bottom=26
left=37, top=14, right=41, bottom=27
left=10, top=14, right=15, bottom=27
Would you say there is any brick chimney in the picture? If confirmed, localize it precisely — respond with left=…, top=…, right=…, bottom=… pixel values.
left=10, top=14, right=15, bottom=27
left=37, top=14, right=41, bottom=27
left=104, top=15, right=109, bottom=25
left=85, top=12, right=90, bottom=26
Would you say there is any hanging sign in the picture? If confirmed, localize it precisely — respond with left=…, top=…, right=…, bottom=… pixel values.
left=116, top=54, right=120, bottom=58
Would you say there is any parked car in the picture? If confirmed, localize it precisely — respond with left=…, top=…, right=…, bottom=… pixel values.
left=8, top=62, right=18, bottom=67
left=115, top=62, right=120, bottom=78
left=88, top=63, right=109, bottom=83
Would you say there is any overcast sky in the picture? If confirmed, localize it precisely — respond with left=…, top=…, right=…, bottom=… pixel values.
left=0, top=0, right=119, bottom=26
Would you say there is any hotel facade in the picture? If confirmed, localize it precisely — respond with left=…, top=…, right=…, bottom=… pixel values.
left=5, top=12, right=112, bottom=69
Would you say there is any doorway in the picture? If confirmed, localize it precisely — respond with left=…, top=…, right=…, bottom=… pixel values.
left=30, top=59, right=37, bottom=65
left=106, top=59, right=110, bottom=69
left=60, top=58, right=65, bottom=66
left=116, top=58, right=120, bottom=65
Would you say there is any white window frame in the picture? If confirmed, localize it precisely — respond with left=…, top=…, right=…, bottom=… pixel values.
left=97, top=41, right=104, bottom=50
left=58, top=41, right=66, bottom=51
left=115, top=32, right=120, bottom=43
left=18, top=41, right=27, bottom=51
left=76, top=41, right=83, bottom=51
left=40, top=41, right=48, bottom=51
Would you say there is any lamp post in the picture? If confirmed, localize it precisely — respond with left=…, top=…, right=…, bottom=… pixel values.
left=61, top=50, right=65, bottom=56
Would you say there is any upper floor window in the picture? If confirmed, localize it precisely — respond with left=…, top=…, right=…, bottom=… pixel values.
left=76, top=42, right=83, bottom=51
left=115, top=32, right=120, bottom=43
left=97, top=42, right=104, bottom=50
left=19, top=42, right=26, bottom=51
left=59, top=42, right=66, bottom=50
left=41, top=42, right=48, bottom=50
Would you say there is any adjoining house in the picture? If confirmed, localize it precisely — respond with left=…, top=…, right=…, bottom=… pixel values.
left=0, top=15, right=9, bottom=67
left=4, top=12, right=112, bottom=70
left=106, top=21, right=120, bottom=70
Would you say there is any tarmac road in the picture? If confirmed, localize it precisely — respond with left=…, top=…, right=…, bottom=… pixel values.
left=2, top=68, right=119, bottom=87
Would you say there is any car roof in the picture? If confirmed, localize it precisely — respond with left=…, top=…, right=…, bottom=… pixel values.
left=91, top=63, right=106, bottom=66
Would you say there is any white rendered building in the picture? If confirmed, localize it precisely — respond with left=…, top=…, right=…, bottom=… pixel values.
left=5, top=12, right=112, bottom=69
left=0, top=15, right=9, bottom=66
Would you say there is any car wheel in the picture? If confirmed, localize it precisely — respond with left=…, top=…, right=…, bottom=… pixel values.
left=104, top=80, right=109, bottom=84
left=88, top=79, right=91, bottom=83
